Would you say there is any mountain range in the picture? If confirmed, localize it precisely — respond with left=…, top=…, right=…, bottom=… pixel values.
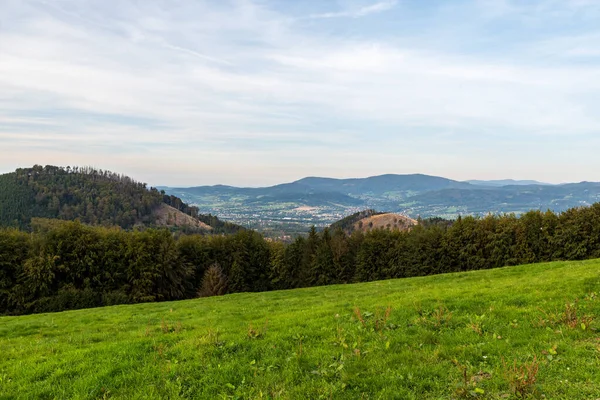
left=161, top=174, right=600, bottom=234
left=2, top=166, right=598, bottom=237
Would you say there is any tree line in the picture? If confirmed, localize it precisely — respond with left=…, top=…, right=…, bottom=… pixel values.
left=2, top=204, right=600, bottom=315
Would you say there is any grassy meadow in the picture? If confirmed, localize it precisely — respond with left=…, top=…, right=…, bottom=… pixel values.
left=1, top=260, right=599, bottom=399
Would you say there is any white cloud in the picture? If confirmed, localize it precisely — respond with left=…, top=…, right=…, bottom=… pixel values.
left=309, top=1, right=398, bottom=19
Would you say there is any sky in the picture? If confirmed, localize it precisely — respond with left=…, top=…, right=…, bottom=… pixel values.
left=1, top=0, right=600, bottom=187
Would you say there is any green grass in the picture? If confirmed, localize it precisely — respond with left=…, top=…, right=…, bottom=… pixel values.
left=1, top=260, right=599, bottom=399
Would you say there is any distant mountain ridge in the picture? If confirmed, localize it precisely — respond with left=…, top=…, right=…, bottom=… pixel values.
left=161, top=173, right=600, bottom=233
left=466, top=179, right=553, bottom=187
left=168, top=173, right=473, bottom=196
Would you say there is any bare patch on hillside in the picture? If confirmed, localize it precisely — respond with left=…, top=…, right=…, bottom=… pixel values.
left=354, top=213, right=417, bottom=233
left=153, top=204, right=212, bottom=230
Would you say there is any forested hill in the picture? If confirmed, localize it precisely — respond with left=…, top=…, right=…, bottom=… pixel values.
left=0, top=165, right=243, bottom=233
left=329, top=209, right=417, bottom=234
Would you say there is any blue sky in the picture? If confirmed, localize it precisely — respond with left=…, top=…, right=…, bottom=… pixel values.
left=1, top=0, right=600, bottom=186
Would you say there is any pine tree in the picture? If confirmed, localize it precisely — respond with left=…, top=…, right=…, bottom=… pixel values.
left=312, top=228, right=336, bottom=286
left=228, top=259, right=246, bottom=293
left=199, top=264, right=228, bottom=297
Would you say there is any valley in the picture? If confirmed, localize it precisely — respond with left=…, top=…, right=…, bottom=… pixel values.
left=161, top=174, right=600, bottom=236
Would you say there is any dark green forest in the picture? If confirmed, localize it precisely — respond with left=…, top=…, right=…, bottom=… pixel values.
left=2, top=204, right=600, bottom=315
left=0, top=165, right=242, bottom=234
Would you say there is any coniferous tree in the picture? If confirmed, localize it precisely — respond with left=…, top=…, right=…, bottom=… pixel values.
left=312, top=228, right=336, bottom=286
left=299, top=226, right=319, bottom=286
left=267, top=241, right=287, bottom=290
left=228, top=259, right=246, bottom=293
left=199, top=264, right=228, bottom=297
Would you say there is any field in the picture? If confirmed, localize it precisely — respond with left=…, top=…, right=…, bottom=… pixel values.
left=1, top=260, right=599, bottom=399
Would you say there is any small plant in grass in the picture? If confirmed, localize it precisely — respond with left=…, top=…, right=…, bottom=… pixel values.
left=584, top=291, right=597, bottom=301
left=292, top=333, right=304, bottom=356
left=502, top=356, right=540, bottom=398
left=205, top=328, right=224, bottom=347
left=161, top=319, right=169, bottom=334
left=353, top=307, right=367, bottom=328
left=311, top=354, right=345, bottom=379
left=352, top=305, right=394, bottom=332
left=333, top=325, right=348, bottom=349
left=452, top=359, right=489, bottom=398
left=432, top=305, right=453, bottom=328
left=174, top=321, right=183, bottom=333
left=468, top=314, right=486, bottom=336
left=561, top=300, right=593, bottom=330
left=416, top=304, right=453, bottom=329
left=247, top=319, right=268, bottom=339
left=374, top=305, right=393, bottom=332
left=535, top=299, right=594, bottom=330
left=207, top=327, right=218, bottom=341
left=153, top=343, right=167, bottom=359
left=541, top=344, right=559, bottom=362
left=160, top=319, right=183, bottom=334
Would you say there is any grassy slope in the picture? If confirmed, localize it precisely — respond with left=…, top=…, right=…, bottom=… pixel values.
left=1, top=261, right=599, bottom=399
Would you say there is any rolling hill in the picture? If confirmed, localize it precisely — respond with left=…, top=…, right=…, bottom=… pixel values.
left=1, top=259, right=598, bottom=398
left=330, top=209, right=417, bottom=234
left=0, top=165, right=242, bottom=233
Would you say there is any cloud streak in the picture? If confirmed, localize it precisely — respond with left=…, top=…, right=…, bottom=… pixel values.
left=309, top=1, right=398, bottom=19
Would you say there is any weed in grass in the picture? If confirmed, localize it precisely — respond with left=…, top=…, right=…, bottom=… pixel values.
left=468, top=314, right=486, bottom=336
left=247, top=319, right=268, bottom=339
left=352, top=305, right=394, bottom=333
left=333, top=326, right=348, bottom=349
left=160, top=319, right=183, bottom=334
left=502, top=356, right=540, bottom=398
left=353, top=307, right=366, bottom=328
left=584, top=291, right=597, bottom=301
left=561, top=300, right=593, bottom=330
left=452, top=359, right=489, bottom=398
left=292, top=333, right=305, bottom=357
left=250, top=359, right=280, bottom=377
left=311, top=354, right=345, bottom=379
left=174, top=321, right=183, bottom=333
left=99, top=387, right=111, bottom=400
left=433, top=305, right=453, bottom=328
left=535, top=299, right=594, bottom=330
left=374, top=305, right=393, bottom=333
left=154, top=343, right=167, bottom=359
left=161, top=319, right=169, bottom=334
left=204, top=328, right=224, bottom=347
left=541, top=344, right=559, bottom=362
left=416, top=304, right=453, bottom=329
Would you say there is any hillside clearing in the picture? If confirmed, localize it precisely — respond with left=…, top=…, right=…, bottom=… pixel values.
left=153, top=203, right=213, bottom=230
left=1, top=260, right=599, bottom=399
left=353, top=212, right=417, bottom=232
